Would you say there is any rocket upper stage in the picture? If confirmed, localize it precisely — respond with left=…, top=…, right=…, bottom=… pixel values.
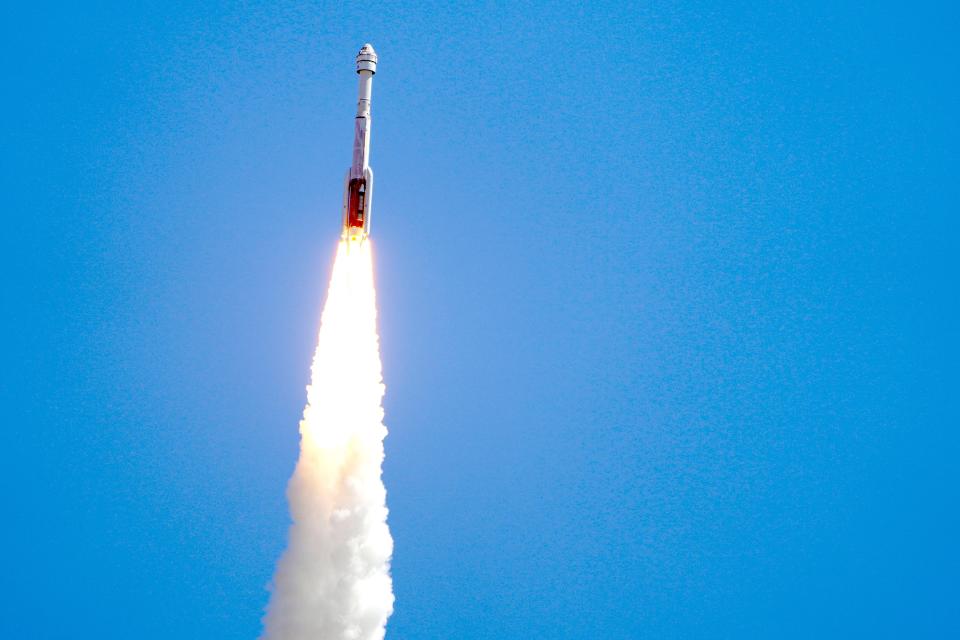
left=342, top=44, right=378, bottom=243
left=356, top=43, right=378, bottom=74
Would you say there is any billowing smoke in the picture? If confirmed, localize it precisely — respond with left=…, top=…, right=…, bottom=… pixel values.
left=262, top=240, right=393, bottom=640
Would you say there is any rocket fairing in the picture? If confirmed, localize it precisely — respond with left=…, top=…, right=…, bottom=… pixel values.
left=342, top=43, right=378, bottom=244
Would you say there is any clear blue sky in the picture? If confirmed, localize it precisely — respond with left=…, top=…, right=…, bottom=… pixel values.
left=2, top=2, right=956, bottom=637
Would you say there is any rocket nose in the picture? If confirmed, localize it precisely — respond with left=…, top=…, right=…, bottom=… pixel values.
left=356, top=43, right=378, bottom=73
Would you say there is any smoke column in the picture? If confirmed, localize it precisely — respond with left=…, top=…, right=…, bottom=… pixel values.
left=262, top=240, right=394, bottom=640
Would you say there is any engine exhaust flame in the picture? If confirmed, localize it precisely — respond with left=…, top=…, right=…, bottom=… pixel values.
left=262, top=239, right=393, bottom=640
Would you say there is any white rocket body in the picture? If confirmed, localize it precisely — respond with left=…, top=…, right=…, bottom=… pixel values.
left=342, top=44, right=378, bottom=243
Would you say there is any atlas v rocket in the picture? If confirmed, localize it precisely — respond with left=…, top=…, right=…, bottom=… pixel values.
left=342, top=44, right=378, bottom=243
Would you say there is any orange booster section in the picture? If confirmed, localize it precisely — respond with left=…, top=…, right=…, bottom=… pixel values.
left=347, top=178, right=367, bottom=231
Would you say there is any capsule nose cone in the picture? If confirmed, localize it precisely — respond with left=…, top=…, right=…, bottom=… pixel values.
left=356, top=43, right=378, bottom=74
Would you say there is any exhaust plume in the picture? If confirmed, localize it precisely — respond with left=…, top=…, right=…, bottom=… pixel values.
left=262, top=240, right=393, bottom=640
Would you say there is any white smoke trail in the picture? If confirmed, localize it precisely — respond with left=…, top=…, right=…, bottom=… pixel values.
left=262, top=240, right=393, bottom=640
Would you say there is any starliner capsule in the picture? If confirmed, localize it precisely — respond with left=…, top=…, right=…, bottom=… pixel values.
left=342, top=43, right=378, bottom=245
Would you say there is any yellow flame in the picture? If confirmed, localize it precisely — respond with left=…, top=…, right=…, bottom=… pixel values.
left=301, top=239, right=385, bottom=450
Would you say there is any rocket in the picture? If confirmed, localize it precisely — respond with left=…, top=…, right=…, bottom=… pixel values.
left=342, top=43, right=378, bottom=244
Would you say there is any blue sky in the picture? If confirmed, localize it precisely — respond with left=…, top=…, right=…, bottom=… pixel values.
left=2, top=2, right=956, bottom=637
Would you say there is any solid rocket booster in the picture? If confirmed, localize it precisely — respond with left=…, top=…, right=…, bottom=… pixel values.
left=342, top=44, right=378, bottom=243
